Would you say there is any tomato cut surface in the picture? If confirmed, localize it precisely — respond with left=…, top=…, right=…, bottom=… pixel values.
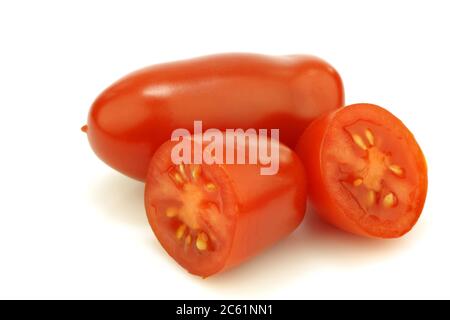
left=146, top=159, right=236, bottom=276
left=145, top=133, right=307, bottom=276
left=296, top=104, right=427, bottom=238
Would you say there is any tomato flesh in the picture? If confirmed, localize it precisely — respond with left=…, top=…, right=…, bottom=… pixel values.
left=146, top=158, right=236, bottom=276
left=146, top=134, right=307, bottom=276
left=297, top=104, right=427, bottom=238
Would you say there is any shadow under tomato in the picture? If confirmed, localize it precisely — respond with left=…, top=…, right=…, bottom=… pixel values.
left=88, top=173, right=148, bottom=228
left=200, top=205, right=422, bottom=295
left=89, top=173, right=423, bottom=296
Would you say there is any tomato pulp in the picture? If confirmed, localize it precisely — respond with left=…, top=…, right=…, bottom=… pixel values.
left=296, top=104, right=427, bottom=238
left=85, top=53, right=344, bottom=181
left=145, top=133, right=307, bottom=276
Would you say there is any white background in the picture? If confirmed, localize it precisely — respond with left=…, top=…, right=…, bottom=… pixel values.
left=0, top=0, right=449, bottom=300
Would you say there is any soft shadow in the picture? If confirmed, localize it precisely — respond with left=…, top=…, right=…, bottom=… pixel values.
left=89, top=174, right=424, bottom=295
left=200, top=206, right=419, bottom=295
left=88, top=173, right=147, bottom=228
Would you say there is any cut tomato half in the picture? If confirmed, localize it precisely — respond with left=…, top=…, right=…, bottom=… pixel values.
left=296, top=103, right=428, bottom=238
left=145, top=133, right=307, bottom=276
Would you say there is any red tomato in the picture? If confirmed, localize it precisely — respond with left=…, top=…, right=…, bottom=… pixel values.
left=145, top=133, right=307, bottom=276
left=296, top=103, right=427, bottom=238
left=84, top=53, right=344, bottom=181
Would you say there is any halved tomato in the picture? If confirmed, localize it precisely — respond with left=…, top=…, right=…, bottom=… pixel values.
left=145, top=133, right=307, bottom=276
left=296, top=103, right=428, bottom=238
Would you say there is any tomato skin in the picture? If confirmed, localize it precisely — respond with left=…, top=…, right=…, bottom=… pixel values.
left=145, top=134, right=307, bottom=276
left=296, top=104, right=428, bottom=238
left=86, top=53, right=344, bottom=181
left=221, top=150, right=307, bottom=272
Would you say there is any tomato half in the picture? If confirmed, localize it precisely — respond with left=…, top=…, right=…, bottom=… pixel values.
left=296, top=103, right=428, bottom=238
left=145, top=133, right=307, bottom=276
left=85, top=53, right=344, bottom=181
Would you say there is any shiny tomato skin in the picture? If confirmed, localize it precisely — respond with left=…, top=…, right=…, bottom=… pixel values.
left=86, top=53, right=344, bottom=181
left=296, top=104, right=427, bottom=238
left=145, top=134, right=307, bottom=277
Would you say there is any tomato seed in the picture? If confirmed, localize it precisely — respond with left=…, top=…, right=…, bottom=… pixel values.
left=205, top=183, right=217, bottom=192
left=178, top=163, right=189, bottom=181
left=191, top=165, right=202, bottom=180
left=165, top=207, right=178, bottom=218
left=365, top=129, right=375, bottom=146
left=176, top=224, right=187, bottom=239
left=196, top=232, right=208, bottom=251
left=383, top=193, right=396, bottom=208
left=389, top=164, right=404, bottom=176
left=352, top=134, right=368, bottom=150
